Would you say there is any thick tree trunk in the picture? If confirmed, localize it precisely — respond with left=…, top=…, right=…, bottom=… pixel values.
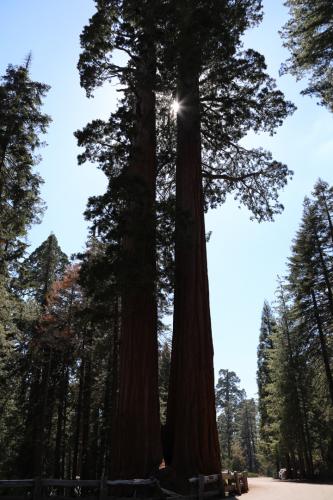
left=54, top=360, right=69, bottom=478
left=72, top=357, right=85, bottom=478
left=165, top=26, right=221, bottom=478
left=81, top=351, right=92, bottom=479
left=101, top=299, right=119, bottom=477
left=33, top=347, right=53, bottom=476
left=110, top=46, right=162, bottom=478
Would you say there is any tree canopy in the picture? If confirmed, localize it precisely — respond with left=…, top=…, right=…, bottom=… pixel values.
left=281, top=0, right=333, bottom=111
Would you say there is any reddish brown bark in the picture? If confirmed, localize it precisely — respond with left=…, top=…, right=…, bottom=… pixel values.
left=165, top=31, right=221, bottom=478
left=110, top=49, right=162, bottom=478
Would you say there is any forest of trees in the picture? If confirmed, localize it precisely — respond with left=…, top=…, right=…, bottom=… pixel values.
left=0, top=0, right=333, bottom=487
left=216, top=370, right=259, bottom=474
left=257, top=180, right=333, bottom=480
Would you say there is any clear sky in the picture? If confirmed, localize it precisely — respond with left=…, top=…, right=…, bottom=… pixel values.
left=1, top=0, right=333, bottom=398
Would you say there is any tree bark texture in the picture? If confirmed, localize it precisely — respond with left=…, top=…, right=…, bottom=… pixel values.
left=165, top=20, right=221, bottom=477
left=110, top=46, right=162, bottom=478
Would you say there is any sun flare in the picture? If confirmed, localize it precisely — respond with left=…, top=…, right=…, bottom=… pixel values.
left=171, top=99, right=180, bottom=115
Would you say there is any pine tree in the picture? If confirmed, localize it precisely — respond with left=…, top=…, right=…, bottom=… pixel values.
left=258, top=181, right=333, bottom=479
left=0, top=61, right=50, bottom=274
left=17, top=234, right=69, bottom=305
left=0, top=60, right=50, bottom=476
left=288, top=199, right=333, bottom=406
left=281, top=0, right=333, bottom=111
left=16, top=236, right=69, bottom=477
left=237, top=399, right=258, bottom=472
left=257, top=302, right=275, bottom=456
left=215, top=369, right=245, bottom=465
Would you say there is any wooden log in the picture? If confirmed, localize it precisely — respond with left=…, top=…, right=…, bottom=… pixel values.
left=0, top=497, right=32, bottom=500
left=33, top=497, right=96, bottom=500
left=189, top=474, right=219, bottom=484
left=106, top=479, right=156, bottom=486
left=0, top=480, right=34, bottom=488
left=42, top=480, right=99, bottom=487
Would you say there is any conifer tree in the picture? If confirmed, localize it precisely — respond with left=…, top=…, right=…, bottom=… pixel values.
left=257, top=301, right=275, bottom=454
left=78, top=0, right=163, bottom=478
left=281, top=0, right=333, bottom=111
left=215, top=369, right=245, bottom=465
left=237, top=399, right=258, bottom=472
left=0, top=61, right=50, bottom=274
left=165, top=0, right=294, bottom=479
left=257, top=183, right=333, bottom=478
left=0, top=60, right=50, bottom=476
left=78, top=0, right=295, bottom=481
left=17, top=234, right=69, bottom=305
left=288, top=199, right=333, bottom=406
left=16, top=236, right=69, bottom=477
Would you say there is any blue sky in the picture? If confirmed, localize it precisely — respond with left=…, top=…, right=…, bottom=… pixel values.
left=1, top=0, right=333, bottom=397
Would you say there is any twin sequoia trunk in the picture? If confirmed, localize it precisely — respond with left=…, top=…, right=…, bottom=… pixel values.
left=165, top=53, right=221, bottom=477
left=111, top=60, right=162, bottom=478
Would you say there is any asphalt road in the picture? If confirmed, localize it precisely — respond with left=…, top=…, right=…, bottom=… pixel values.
left=236, top=477, right=333, bottom=500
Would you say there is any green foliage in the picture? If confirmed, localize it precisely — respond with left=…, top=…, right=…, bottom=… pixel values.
left=281, top=0, right=333, bottom=111
left=161, top=0, right=295, bottom=221
left=0, top=60, right=50, bottom=477
left=16, top=234, right=69, bottom=304
left=215, top=369, right=259, bottom=472
left=159, top=341, right=171, bottom=425
left=0, top=62, right=50, bottom=271
left=258, top=180, right=333, bottom=479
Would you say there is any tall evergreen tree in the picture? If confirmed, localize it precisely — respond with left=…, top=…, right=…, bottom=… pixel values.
left=17, top=234, right=69, bottom=305
left=215, top=369, right=245, bottom=465
left=257, top=180, right=333, bottom=478
left=0, top=60, right=50, bottom=477
left=281, top=0, right=333, bottom=111
left=165, top=0, right=294, bottom=479
left=257, top=301, right=275, bottom=455
left=0, top=61, right=50, bottom=274
left=237, top=399, right=258, bottom=472
left=78, top=0, right=295, bottom=481
left=78, top=0, right=163, bottom=478
left=288, top=199, right=333, bottom=406
left=16, top=236, right=69, bottom=477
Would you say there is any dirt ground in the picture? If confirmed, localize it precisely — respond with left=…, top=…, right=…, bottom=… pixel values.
left=236, top=476, right=333, bottom=500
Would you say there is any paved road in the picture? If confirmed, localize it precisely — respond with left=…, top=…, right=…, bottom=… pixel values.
left=236, top=477, right=333, bottom=500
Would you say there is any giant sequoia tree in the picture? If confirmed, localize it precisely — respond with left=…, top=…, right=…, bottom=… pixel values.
left=77, top=0, right=295, bottom=482
left=78, top=0, right=163, bottom=478
left=164, top=0, right=294, bottom=479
